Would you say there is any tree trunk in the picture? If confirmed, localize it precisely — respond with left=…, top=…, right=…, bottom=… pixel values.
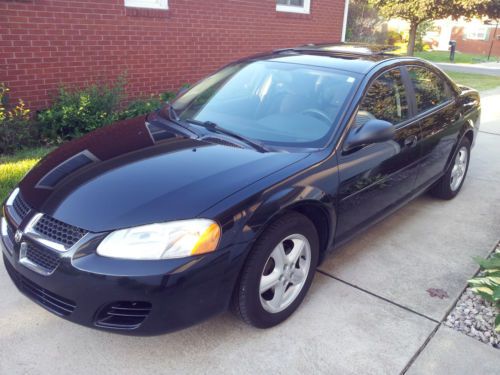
left=407, top=22, right=418, bottom=56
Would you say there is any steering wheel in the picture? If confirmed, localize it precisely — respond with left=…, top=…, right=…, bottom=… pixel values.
left=301, top=109, right=331, bottom=124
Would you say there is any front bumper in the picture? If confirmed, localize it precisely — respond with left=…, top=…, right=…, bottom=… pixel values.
left=1, top=220, right=247, bottom=336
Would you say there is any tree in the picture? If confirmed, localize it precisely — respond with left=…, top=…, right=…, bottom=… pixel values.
left=369, top=0, right=500, bottom=55
left=346, top=0, right=383, bottom=43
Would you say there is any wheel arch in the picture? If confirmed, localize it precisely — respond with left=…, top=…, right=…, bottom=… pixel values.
left=244, top=189, right=337, bottom=265
left=444, top=119, right=475, bottom=171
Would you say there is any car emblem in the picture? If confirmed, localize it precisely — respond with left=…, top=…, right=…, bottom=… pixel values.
left=14, top=230, right=23, bottom=243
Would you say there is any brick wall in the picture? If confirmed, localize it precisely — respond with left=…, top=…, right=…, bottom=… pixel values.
left=452, top=26, right=500, bottom=57
left=0, top=0, right=345, bottom=110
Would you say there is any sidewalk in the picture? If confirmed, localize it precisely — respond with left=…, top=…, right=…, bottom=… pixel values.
left=435, top=62, right=500, bottom=76
left=480, top=87, right=500, bottom=135
left=408, top=326, right=500, bottom=374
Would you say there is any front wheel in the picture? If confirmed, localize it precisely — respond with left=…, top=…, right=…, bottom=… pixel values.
left=431, top=137, right=471, bottom=200
left=231, top=213, right=319, bottom=328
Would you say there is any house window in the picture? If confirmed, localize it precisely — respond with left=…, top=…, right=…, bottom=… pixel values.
left=125, top=0, right=168, bottom=10
left=465, top=26, right=488, bottom=41
left=276, top=0, right=311, bottom=14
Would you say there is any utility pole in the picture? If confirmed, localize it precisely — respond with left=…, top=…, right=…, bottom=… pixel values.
left=487, top=20, right=498, bottom=61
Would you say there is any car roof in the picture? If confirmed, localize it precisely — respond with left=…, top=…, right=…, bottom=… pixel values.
left=248, top=43, right=422, bottom=75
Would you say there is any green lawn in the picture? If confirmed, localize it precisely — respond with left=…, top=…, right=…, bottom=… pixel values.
left=444, top=71, right=500, bottom=92
left=413, top=50, right=493, bottom=64
left=0, top=147, right=51, bottom=203
left=392, top=43, right=495, bottom=64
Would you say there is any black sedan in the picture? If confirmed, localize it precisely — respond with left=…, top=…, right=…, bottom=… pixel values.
left=1, top=44, right=480, bottom=335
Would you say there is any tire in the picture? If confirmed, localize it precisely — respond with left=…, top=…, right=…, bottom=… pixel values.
left=231, top=212, right=319, bottom=328
left=430, top=136, right=471, bottom=200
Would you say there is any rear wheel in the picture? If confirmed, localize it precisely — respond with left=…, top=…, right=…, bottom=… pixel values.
left=431, top=137, right=471, bottom=200
left=232, top=213, right=319, bottom=328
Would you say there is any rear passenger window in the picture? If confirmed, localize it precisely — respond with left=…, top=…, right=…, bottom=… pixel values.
left=355, top=68, right=409, bottom=127
left=407, top=66, right=452, bottom=113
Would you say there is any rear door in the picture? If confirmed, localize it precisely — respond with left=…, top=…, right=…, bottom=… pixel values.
left=404, top=65, right=462, bottom=189
left=335, top=67, right=422, bottom=241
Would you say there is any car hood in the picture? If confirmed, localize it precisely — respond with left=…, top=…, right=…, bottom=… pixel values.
left=19, top=117, right=309, bottom=232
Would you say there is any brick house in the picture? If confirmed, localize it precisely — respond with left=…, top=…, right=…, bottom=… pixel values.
left=0, top=0, right=349, bottom=110
left=451, top=24, right=499, bottom=57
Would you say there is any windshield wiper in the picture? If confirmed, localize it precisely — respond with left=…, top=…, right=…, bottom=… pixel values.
left=185, top=119, right=268, bottom=152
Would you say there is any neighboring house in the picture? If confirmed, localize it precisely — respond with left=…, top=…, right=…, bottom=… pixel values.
left=433, top=18, right=499, bottom=57
left=451, top=23, right=499, bottom=57
left=0, top=0, right=348, bottom=110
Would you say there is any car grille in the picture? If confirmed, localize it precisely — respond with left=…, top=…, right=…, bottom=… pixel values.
left=95, top=301, right=152, bottom=329
left=12, top=193, right=30, bottom=221
left=6, top=221, right=15, bottom=245
left=34, top=215, right=88, bottom=247
left=25, top=243, right=61, bottom=273
left=4, top=259, right=76, bottom=316
left=2, top=220, right=16, bottom=255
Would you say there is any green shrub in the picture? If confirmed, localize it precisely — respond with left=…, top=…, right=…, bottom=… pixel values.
left=469, top=251, right=500, bottom=332
left=385, top=30, right=402, bottom=46
left=0, top=83, right=38, bottom=155
left=118, top=97, right=163, bottom=120
left=160, top=90, right=177, bottom=102
left=118, top=90, right=175, bottom=120
left=38, top=77, right=125, bottom=141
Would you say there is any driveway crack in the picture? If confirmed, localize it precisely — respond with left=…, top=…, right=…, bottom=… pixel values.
left=316, top=269, right=439, bottom=323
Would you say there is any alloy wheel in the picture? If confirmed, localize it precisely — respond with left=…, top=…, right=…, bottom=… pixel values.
left=259, top=234, right=312, bottom=314
left=450, top=146, right=468, bottom=191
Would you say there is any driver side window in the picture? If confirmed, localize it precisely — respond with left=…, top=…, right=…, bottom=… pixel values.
left=355, top=69, right=409, bottom=128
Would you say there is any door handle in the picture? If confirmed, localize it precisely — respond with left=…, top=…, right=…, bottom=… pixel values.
left=404, top=135, right=418, bottom=148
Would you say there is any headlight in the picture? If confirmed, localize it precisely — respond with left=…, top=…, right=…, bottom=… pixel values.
left=96, top=219, right=221, bottom=260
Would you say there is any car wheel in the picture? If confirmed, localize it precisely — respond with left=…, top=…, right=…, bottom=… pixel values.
left=232, top=212, right=319, bottom=328
left=431, top=136, right=471, bottom=200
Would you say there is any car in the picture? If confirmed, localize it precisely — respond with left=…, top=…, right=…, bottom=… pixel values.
left=1, top=43, right=480, bottom=335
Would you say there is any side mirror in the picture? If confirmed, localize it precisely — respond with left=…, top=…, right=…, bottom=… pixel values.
left=345, top=119, right=394, bottom=151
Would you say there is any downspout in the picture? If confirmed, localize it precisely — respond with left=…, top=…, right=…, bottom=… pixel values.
left=341, top=0, right=350, bottom=42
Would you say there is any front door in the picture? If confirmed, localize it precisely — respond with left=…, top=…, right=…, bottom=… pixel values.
left=335, top=67, right=421, bottom=241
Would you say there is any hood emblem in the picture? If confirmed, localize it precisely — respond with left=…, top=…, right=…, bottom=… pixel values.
left=14, top=230, right=23, bottom=243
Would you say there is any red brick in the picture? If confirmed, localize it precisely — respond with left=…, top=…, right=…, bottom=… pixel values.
left=2, top=0, right=344, bottom=109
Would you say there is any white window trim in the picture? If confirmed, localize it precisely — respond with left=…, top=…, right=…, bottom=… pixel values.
left=276, top=0, right=311, bottom=14
left=465, top=26, right=488, bottom=41
left=125, top=0, right=168, bottom=10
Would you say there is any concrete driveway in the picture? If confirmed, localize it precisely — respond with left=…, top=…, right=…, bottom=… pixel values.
left=1, top=91, right=500, bottom=374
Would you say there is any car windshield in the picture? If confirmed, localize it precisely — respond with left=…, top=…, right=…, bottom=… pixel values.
left=171, top=61, right=358, bottom=149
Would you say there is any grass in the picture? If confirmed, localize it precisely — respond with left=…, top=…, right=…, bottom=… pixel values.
left=393, top=42, right=498, bottom=64
left=413, top=50, right=493, bottom=64
left=444, top=71, right=500, bottom=92
left=0, top=147, right=51, bottom=203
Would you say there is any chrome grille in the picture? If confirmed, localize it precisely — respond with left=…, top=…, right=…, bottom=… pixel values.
left=6, top=221, right=15, bottom=244
left=25, top=243, right=60, bottom=273
left=34, top=216, right=88, bottom=247
left=12, top=193, right=30, bottom=221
